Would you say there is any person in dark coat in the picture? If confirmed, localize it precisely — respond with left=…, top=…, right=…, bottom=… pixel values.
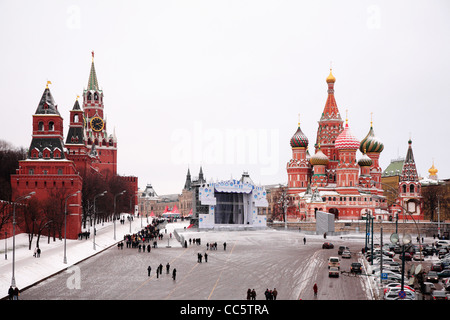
left=313, top=283, right=318, bottom=296
left=172, top=268, right=177, bottom=281
left=147, top=266, right=152, bottom=276
left=13, top=287, right=19, bottom=300
left=8, top=286, right=14, bottom=300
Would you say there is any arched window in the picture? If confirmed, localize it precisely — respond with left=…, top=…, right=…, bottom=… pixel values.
left=402, top=184, right=407, bottom=193
left=410, top=184, right=415, bottom=193
left=74, top=114, right=79, bottom=123
left=94, top=92, right=99, bottom=101
left=38, top=121, right=44, bottom=131
left=88, top=92, right=92, bottom=100
left=49, top=121, right=54, bottom=131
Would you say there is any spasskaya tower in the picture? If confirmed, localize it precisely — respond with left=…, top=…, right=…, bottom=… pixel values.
left=83, top=51, right=117, bottom=176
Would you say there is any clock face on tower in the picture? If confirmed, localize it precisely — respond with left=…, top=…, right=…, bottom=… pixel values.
left=90, top=117, right=104, bottom=132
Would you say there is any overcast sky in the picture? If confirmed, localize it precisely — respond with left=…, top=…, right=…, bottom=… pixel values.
left=1, top=0, right=449, bottom=195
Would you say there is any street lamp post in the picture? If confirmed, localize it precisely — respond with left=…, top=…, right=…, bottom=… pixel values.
left=4, top=232, right=7, bottom=260
left=11, top=191, right=35, bottom=287
left=93, top=191, right=107, bottom=250
left=64, top=191, right=80, bottom=264
left=114, top=190, right=126, bottom=241
left=390, top=232, right=412, bottom=294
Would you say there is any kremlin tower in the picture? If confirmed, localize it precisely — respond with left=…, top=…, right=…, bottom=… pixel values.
left=82, top=52, right=117, bottom=177
left=10, top=52, right=138, bottom=240
left=11, top=83, right=83, bottom=239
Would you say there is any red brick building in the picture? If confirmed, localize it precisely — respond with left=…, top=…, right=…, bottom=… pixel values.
left=10, top=53, right=137, bottom=239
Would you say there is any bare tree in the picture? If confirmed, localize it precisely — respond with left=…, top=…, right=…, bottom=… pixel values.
left=422, top=183, right=449, bottom=222
left=271, top=185, right=293, bottom=223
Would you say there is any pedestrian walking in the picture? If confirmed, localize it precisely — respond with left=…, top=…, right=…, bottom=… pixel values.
left=251, top=289, right=256, bottom=300
left=36, top=247, right=41, bottom=257
left=204, top=252, right=208, bottom=262
left=166, top=263, right=170, bottom=274
left=303, top=237, right=306, bottom=245
left=147, top=266, right=152, bottom=276
left=172, top=268, right=177, bottom=281
left=313, top=283, right=318, bottom=297
left=246, top=288, right=252, bottom=300
left=223, top=242, right=227, bottom=250
left=13, top=287, right=19, bottom=300
left=8, top=286, right=13, bottom=300
left=273, top=288, right=278, bottom=300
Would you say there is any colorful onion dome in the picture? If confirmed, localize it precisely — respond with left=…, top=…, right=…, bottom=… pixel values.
left=335, top=119, right=360, bottom=150
left=359, top=124, right=384, bottom=153
left=326, top=68, right=336, bottom=83
left=310, top=145, right=329, bottom=166
left=358, top=150, right=373, bottom=167
left=290, top=123, right=309, bottom=148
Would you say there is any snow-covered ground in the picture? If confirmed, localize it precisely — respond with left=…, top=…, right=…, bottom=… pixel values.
left=0, top=216, right=186, bottom=299
left=1, top=217, right=439, bottom=300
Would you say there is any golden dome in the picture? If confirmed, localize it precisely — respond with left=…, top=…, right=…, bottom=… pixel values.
left=428, top=163, right=438, bottom=176
left=326, top=68, right=336, bottom=83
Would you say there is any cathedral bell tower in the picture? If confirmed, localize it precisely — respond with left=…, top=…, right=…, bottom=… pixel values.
left=315, top=69, right=344, bottom=183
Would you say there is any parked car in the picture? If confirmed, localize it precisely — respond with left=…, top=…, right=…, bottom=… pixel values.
left=404, top=252, right=412, bottom=261
left=329, top=267, right=339, bottom=277
left=435, top=240, right=450, bottom=248
left=322, top=242, right=334, bottom=249
left=432, top=290, right=448, bottom=300
left=338, top=246, right=349, bottom=255
left=342, top=250, right=351, bottom=259
left=426, top=271, right=439, bottom=283
left=431, top=262, right=443, bottom=272
left=384, top=288, right=415, bottom=300
left=384, top=283, right=415, bottom=294
left=373, top=257, right=394, bottom=264
left=350, top=262, right=362, bottom=274
left=423, top=245, right=437, bottom=256
left=384, top=273, right=403, bottom=282
left=413, top=252, right=425, bottom=261
left=372, top=265, right=401, bottom=274
left=438, top=249, right=448, bottom=259
left=437, top=269, right=450, bottom=278
left=443, top=278, right=450, bottom=291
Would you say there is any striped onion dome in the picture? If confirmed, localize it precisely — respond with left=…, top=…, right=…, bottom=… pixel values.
left=359, top=125, right=384, bottom=153
left=335, top=120, right=360, bottom=150
left=290, top=124, right=309, bottom=148
left=358, top=151, right=373, bottom=167
left=310, top=146, right=329, bottom=166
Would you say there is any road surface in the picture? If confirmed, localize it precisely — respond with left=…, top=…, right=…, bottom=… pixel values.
left=20, top=228, right=371, bottom=300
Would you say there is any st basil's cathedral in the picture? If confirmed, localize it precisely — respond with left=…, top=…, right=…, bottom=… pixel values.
left=286, top=69, right=423, bottom=222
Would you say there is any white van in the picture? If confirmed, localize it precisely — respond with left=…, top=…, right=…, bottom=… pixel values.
left=328, top=257, right=340, bottom=270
